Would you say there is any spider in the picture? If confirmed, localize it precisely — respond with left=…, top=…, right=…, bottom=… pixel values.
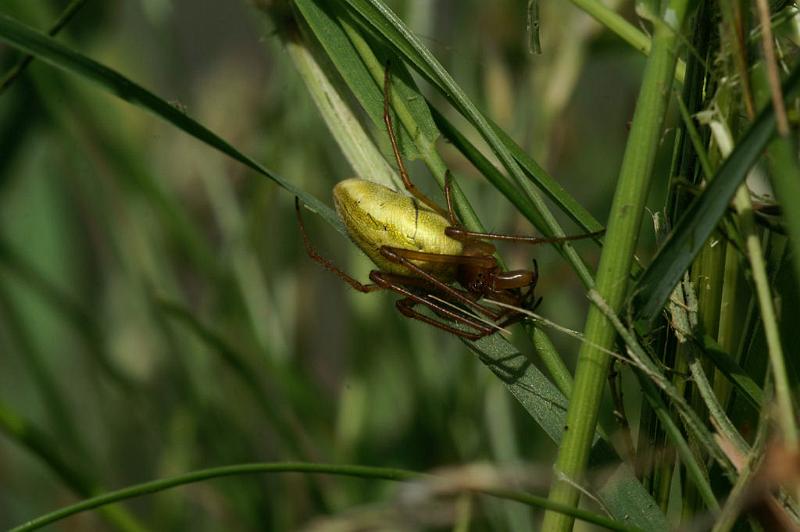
left=295, top=69, right=602, bottom=340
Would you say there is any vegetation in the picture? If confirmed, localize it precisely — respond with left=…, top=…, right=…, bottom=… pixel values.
left=1, top=0, right=799, bottom=530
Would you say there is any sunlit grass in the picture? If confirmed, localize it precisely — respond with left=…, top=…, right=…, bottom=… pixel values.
left=1, top=1, right=799, bottom=531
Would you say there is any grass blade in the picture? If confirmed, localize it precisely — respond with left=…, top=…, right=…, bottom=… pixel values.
left=633, top=61, right=800, bottom=322
left=0, top=13, right=342, bottom=233
left=543, top=3, right=692, bottom=528
left=0, top=0, right=86, bottom=93
left=10, top=462, right=642, bottom=532
left=336, top=0, right=599, bottom=287
left=465, top=334, right=668, bottom=530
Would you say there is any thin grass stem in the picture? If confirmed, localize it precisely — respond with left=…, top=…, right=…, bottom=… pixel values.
left=10, top=462, right=640, bottom=532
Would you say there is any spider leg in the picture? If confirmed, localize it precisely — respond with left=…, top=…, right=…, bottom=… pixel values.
left=443, top=171, right=459, bottom=226
left=379, top=246, right=503, bottom=320
left=396, top=297, right=494, bottom=341
left=380, top=246, right=496, bottom=268
left=445, top=226, right=605, bottom=245
left=397, top=296, right=529, bottom=341
left=295, top=197, right=380, bottom=293
left=370, top=270, right=512, bottom=340
left=370, top=271, right=499, bottom=339
left=383, top=64, right=451, bottom=219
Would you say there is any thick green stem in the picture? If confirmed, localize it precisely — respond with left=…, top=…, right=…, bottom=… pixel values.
left=541, top=2, right=691, bottom=529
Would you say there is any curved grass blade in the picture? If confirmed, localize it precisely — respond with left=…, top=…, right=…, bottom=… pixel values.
left=11, top=462, right=642, bottom=532
left=633, top=61, right=800, bottom=322
left=0, top=13, right=343, bottom=234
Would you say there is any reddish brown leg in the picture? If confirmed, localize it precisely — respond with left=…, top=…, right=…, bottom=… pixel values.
left=379, top=246, right=504, bottom=320
left=396, top=297, right=495, bottom=340
left=295, top=197, right=381, bottom=293
left=522, top=259, right=540, bottom=309
left=379, top=246, right=497, bottom=269
left=445, top=225, right=605, bottom=245
left=443, top=171, right=459, bottom=226
left=376, top=277, right=494, bottom=334
left=397, top=296, right=528, bottom=341
left=296, top=197, right=509, bottom=337
left=370, top=271, right=499, bottom=339
left=382, top=65, right=451, bottom=219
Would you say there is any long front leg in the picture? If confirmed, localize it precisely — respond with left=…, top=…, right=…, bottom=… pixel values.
left=445, top=226, right=605, bottom=245
left=296, top=197, right=380, bottom=293
left=382, top=65, right=451, bottom=219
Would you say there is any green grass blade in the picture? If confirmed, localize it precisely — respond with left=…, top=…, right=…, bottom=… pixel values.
left=700, top=335, right=763, bottom=410
left=10, top=462, right=642, bottom=532
left=0, top=13, right=342, bottom=234
left=284, top=27, right=399, bottom=189
left=294, top=0, right=435, bottom=163
left=466, top=335, right=571, bottom=444
left=336, top=0, right=599, bottom=287
left=633, top=61, right=800, bottom=322
left=543, top=2, right=692, bottom=528
left=0, top=0, right=86, bottom=93
left=594, top=462, right=671, bottom=532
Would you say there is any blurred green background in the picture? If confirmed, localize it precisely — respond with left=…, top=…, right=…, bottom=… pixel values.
left=0, top=0, right=658, bottom=529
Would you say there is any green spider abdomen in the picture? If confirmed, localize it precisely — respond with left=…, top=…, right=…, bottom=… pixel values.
left=333, top=178, right=463, bottom=280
